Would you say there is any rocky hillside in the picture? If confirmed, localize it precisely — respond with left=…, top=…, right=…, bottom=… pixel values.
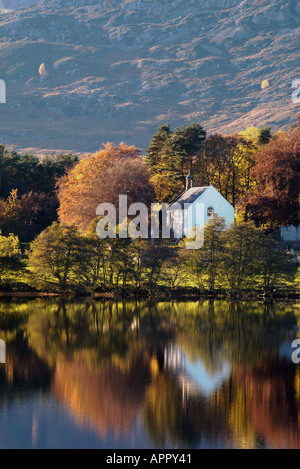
left=0, top=0, right=299, bottom=154
left=0, top=0, right=38, bottom=10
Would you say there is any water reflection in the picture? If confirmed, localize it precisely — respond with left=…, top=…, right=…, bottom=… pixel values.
left=164, top=344, right=231, bottom=397
left=0, top=299, right=300, bottom=448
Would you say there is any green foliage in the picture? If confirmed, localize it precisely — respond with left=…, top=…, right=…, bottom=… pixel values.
left=220, top=222, right=261, bottom=294
left=146, top=123, right=206, bottom=202
left=0, top=230, right=19, bottom=257
left=0, top=231, right=23, bottom=287
left=24, top=217, right=295, bottom=296
left=28, top=222, right=84, bottom=293
left=1, top=118, right=300, bottom=294
left=255, top=232, right=294, bottom=293
left=185, top=218, right=294, bottom=295
left=185, top=216, right=226, bottom=292
left=27, top=221, right=171, bottom=295
left=0, top=147, right=79, bottom=241
left=146, top=124, right=171, bottom=170
left=0, top=145, right=79, bottom=199
left=258, top=127, right=272, bottom=145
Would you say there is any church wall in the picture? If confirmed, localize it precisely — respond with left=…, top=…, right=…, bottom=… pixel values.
left=187, top=186, right=235, bottom=233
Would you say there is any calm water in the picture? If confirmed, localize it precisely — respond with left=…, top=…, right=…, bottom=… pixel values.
left=0, top=298, right=300, bottom=449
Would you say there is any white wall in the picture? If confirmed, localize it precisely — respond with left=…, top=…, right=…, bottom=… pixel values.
left=279, top=226, right=300, bottom=243
left=187, top=186, right=234, bottom=233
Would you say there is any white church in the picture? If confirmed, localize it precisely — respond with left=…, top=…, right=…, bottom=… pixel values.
left=169, top=171, right=235, bottom=236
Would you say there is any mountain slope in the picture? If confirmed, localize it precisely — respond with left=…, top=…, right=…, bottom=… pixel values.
left=0, top=0, right=299, bottom=154
left=0, top=0, right=39, bottom=10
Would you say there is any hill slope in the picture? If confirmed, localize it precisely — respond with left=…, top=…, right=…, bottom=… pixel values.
left=0, top=0, right=39, bottom=10
left=0, top=0, right=299, bottom=154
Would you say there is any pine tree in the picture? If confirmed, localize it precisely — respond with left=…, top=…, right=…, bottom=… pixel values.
left=146, top=124, right=171, bottom=170
left=146, top=123, right=206, bottom=202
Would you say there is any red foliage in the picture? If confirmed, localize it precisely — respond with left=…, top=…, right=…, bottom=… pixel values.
left=242, top=128, right=300, bottom=226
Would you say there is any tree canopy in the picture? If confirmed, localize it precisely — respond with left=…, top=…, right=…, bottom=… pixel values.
left=242, top=127, right=300, bottom=226
left=58, top=143, right=154, bottom=231
left=146, top=123, right=206, bottom=202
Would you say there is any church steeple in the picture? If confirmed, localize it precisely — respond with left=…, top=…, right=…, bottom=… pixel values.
left=186, top=170, right=193, bottom=191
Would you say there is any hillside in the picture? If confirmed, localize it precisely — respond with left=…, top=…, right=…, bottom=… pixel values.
left=0, top=0, right=38, bottom=10
left=0, top=0, right=299, bottom=154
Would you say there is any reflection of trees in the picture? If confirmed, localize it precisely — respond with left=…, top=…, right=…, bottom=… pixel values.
left=0, top=298, right=299, bottom=448
left=174, top=300, right=296, bottom=372
left=0, top=299, right=29, bottom=342
left=209, top=357, right=300, bottom=449
left=0, top=331, right=52, bottom=407
left=229, top=360, right=300, bottom=449
left=144, top=373, right=197, bottom=447
left=23, top=300, right=170, bottom=440
left=0, top=299, right=53, bottom=412
left=53, top=349, right=152, bottom=439
left=143, top=370, right=230, bottom=448
left=25, top=299, right=300, bottom=448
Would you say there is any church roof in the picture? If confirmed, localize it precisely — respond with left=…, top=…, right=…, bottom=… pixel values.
left=171, top=186, right=210, bottom=208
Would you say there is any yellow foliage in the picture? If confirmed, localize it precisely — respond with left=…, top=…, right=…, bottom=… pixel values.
left=0, top=230, right=20, bottom=257
left=261, top=79, right=270, bottom=90
left=239, top=127, right=260, bottom=144
left=149, top=173, right=175, bottom=203
left=39, top=63, right=48, bottom=78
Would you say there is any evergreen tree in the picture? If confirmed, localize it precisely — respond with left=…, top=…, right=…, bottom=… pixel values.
left=146, top=124, right=171, bottom=170
left=258, top=127, right=272, bottom=145
left=147, top=123, right=206, bottom=202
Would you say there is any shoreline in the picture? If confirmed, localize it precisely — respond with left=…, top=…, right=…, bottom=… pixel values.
left=0, top=290, right=299, bottom=300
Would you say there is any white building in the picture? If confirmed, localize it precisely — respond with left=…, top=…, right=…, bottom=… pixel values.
left=169, top=172, right=235, bottom=236
left=279, top=226, right=300, bottom=246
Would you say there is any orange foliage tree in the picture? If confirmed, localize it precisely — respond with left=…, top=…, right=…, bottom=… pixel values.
left=242, top=127, right=300, bottom=226
left=57, top=143, right=154, bottom=231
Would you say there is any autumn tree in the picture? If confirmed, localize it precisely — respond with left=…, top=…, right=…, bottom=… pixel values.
left=202, top=133, right=256, bottom=208
left=58, top=143, right=154, bottom=231
left=0, top=190, right=20, bottom=236
left=242, top=127, right=300, bottom=226
left=146, top=125, right=273, bottom=206
left=0, top=190, right=58, bottom=242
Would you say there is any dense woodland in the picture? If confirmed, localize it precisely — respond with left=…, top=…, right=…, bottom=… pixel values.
left=0, top=116, right=300, bottom=296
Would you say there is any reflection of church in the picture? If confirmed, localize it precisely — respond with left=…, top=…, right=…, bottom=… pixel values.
left=0, top=339, right=5, bottom=364
left=164, top=344, right=231, bottom=398
left=164, top=344, right=186, bottom=373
